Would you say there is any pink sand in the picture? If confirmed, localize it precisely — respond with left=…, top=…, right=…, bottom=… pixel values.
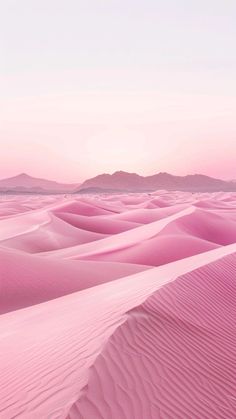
left=0, top=191, right=236, bottom=418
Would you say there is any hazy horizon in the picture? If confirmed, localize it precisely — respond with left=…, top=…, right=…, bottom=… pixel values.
left=1, top=1, right=236, bottom=182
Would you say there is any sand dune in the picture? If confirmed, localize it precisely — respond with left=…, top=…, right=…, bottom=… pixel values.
left=39, top=206, right=196, bottom=259
left=0, top=212, right=108, bottom=253
left=68, top=253, right=236, bottom=419
left=54, top=211, right=140, bottom=234
left=0, top=191, right=236, bottom=418
left=0, top=248, right=151, bottom=314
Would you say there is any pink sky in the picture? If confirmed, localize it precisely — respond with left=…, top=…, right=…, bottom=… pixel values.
left=0, top=119, right=235, bottom=182
left=1, top=1, right=235, bottom=182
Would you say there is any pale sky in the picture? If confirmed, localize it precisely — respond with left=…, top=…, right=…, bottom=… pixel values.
left=0, top=0, right=235, bottom=182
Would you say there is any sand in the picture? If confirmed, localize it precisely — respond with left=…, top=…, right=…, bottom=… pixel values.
left=0, top=191, right=236, bottom=418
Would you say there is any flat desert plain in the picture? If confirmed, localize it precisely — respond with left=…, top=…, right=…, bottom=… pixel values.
left=0, top=191, right=236, bottom=418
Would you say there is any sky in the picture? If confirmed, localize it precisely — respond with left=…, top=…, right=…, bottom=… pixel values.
left=0, top=0, right=235, bottom=182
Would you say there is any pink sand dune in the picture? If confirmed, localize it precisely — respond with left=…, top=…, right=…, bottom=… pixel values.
left=0, top=248, right=151, bottom=314
left=76, top=234, right=219, bottom=266
left=54, top=211, right=141, bottom=234
left=54, top=199, right=118, bottom=216
left=0, top=212, right=108, bottom=253
left=0, top=245, right=235, bottom=418
left=0, top=191, right=236, bottom=418
left=160, top=208, right=236, bottom=245
left=68, top=252, right=236, bottom=419
left=40, top=206, right=195, bottom=259
left=106, top=203, right=188, bottom=224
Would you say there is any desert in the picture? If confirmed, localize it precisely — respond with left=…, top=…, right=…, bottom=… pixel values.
left=0, top=191, right=236, bottom=418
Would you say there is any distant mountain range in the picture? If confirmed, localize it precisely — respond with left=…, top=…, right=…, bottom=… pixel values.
left=0, top=173, right=80, bottom=194
left=0, top=171, right=235, bottom=194
left=77, top=171, right=236, bottom=193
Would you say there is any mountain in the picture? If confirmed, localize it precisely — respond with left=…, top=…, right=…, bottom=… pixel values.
left=78, top=171, right=147, bottom=192
left=0, top=173, right=80, bottom=194
left=1, top=171, right=235, bottom=194
left=77, top=171, right=236, bottom=193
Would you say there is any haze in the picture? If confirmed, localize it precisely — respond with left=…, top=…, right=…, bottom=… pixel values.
left=1, top=0, right=235, bottom=182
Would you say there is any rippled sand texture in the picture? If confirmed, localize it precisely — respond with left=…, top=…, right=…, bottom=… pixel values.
left=0, top=191, right=236, bottom=418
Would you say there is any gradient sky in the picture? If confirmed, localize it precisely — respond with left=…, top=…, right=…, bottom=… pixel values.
left=0, top=0, right=235, bottom=182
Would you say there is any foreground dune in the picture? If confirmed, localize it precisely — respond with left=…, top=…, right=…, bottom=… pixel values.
left=68, top=252, right=236, bottom=419
left=0, top=191, right=236, bottom=418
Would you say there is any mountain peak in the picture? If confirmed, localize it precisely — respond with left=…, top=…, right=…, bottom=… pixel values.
left=17, top=173, right=31, bottom=179
left=112, top=171, right=141, bottom=177
left=113, top=170, right=130, bottom=175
